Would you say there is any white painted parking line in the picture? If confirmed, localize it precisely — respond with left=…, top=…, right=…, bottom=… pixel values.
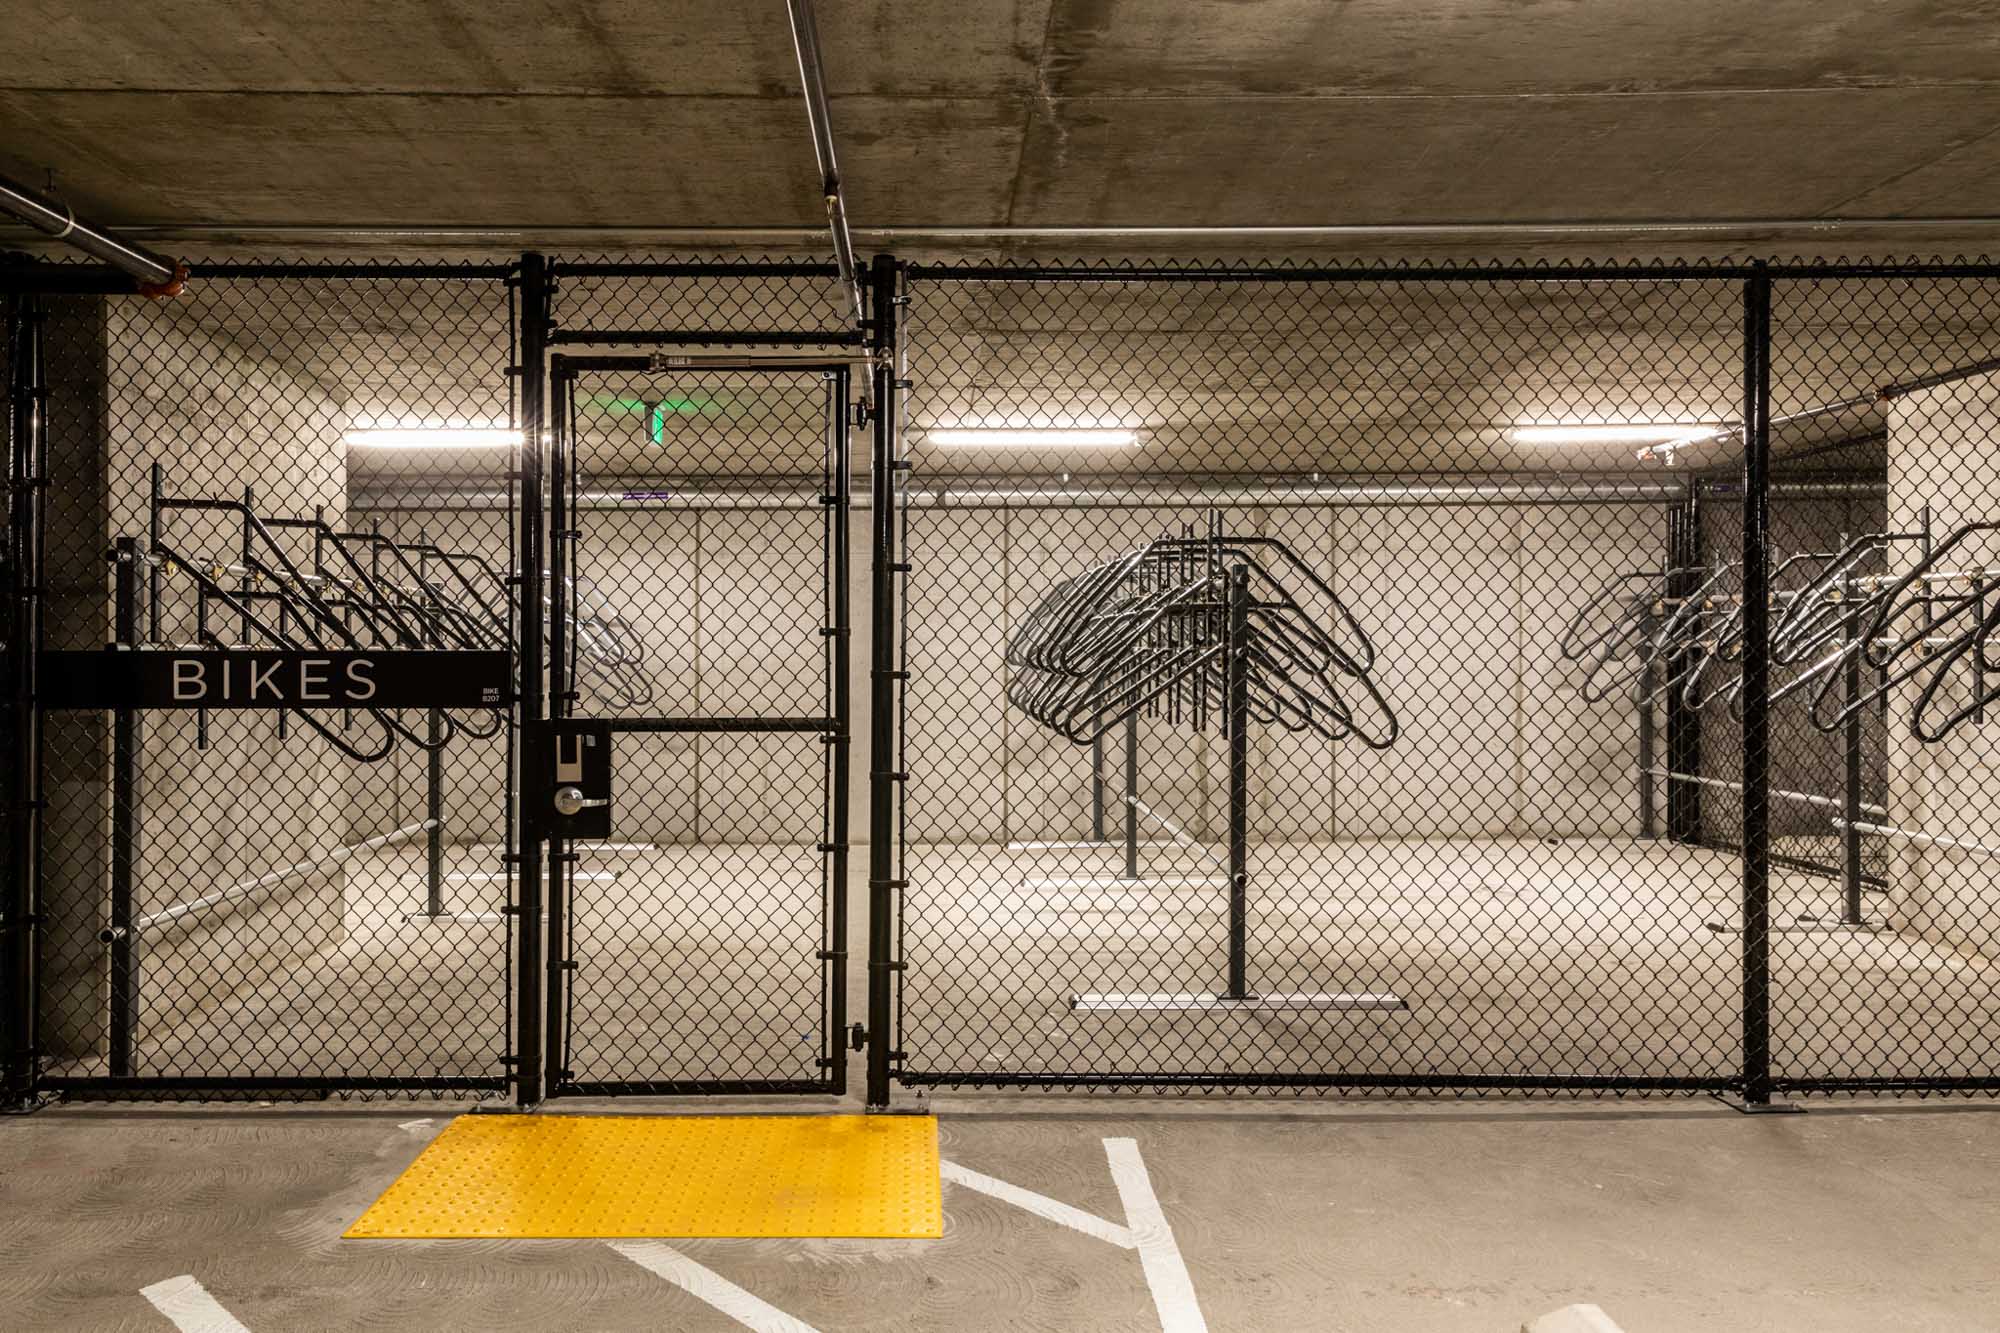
left=940, top=1159, right=1137, bottom=1248
left=607, top=1240, right=821, bottom=1333
left=396, top=1118, right=435, bottom=1135
left=1103, top=1138, right=1207, bottom=1333
left=140, top=1276, right=251, bottom=1333
left=1524, top=1304, right=1627, bottom=1333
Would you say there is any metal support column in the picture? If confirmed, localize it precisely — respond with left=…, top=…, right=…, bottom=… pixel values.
left=425, top=708, right=444, bottom=918
left=1122, top=714, right=1139, bottom=882
left=542, top=350, right=570, bottom=1092
left=1665, top=486, right=1704, bottom=844
left=108, top=538, right=140, bottom=1076
left=1738, top=265, right=1776, bottom=1109
left=513, top=252, right=548, bottom=1108
left=864, top=253, right=900, bottom=1111
left=1840, top=544, right=1866, bottom=926
left=1090, top=735, right=1105, bottom=843
left=824, top=366, right=852, bottom=1090
left=1223, top=563, right=1251, bottom=1002
left=1, top=293, right=43, bottom=1108
left=1637, top=602, right=1658, bottom=839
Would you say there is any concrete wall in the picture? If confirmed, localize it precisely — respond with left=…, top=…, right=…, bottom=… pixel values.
left=1883, top=373, right=2000, bottom=960
left=36, top=298, right=111, bottom=1060
left=906, top=500, right=1665, bottom=847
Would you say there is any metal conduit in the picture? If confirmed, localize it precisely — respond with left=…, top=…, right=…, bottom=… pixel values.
left=51, top=218, right=2000, bottom=244
left=1645, top=769, right=1886, bottom=819
left=1639, top=355, right=2000, bottom=461
left=1839, top=820, right=2000, bottom=864
left=783, top=0, right=865, bottom=338
left=348, top=476, right=1884, bottom=513
left=0, top=171, right=185, bottom=293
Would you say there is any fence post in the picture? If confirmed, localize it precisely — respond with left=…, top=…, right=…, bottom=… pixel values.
left=108, top=537, right=140, bottom=1076
left=1665, top=483, right=1703, bottom=843
left=865, top=253, right=902, bottom=1111
left=514, top=252, right=548, bottom=1108
left=1739, top=263, right=1775, bottom=1108
left=1, top=293, right=42, bottom=1109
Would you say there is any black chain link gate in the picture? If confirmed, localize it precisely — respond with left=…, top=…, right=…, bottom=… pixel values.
left=535, top=260, right=857, bottom=1097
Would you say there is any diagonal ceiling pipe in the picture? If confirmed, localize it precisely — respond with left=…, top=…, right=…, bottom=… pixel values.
left=0, top=171, right=186, bottom=295
left=784, top=0, right=866, bottom=337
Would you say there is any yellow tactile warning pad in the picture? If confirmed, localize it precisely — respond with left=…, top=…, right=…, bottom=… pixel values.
left=344, top=1114, right=941, bottom=1239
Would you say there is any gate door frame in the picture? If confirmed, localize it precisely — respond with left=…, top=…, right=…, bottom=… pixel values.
left=531, top=352, right=853, bottom=1097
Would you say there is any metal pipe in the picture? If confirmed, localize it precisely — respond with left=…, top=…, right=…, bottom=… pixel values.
left=0, top=172, right=184, bottom=292
left=783, top=0, right=865, bottom=336
left=1641, top=354, right=2000, bottom=461
left=46, top=217, right=2000, bottom=244
left=1842, top=820, right=2000, bottom=863
left=1665, top=490, right=1704, bottom=844
left=425, top=708, right=445, bottom=917
left=1643, top=769, right=1884, bottom=818
left=1090, top=735, right=1105, bottom=843
left=106, top=819, right=436, bottom=938
left=2, top=292, right=44, bottom=1109
left=348, top=476, right=1888, bottom=515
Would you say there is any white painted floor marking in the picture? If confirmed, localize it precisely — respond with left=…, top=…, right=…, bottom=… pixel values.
left=1523, top=1304, right=1627, bottom=1333
left=1103, top=1138, right=1208, bottom=1333
left=607, top=1240, right=821, bottom=1333
left=939, top=1159, right=1137, bottom=1248
left=139, top=1276, right=251, bottom=1333
left=396, top=1118, right=435, bottom=1135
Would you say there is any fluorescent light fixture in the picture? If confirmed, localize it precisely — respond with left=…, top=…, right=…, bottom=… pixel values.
left=928, top=427, right=1139, bottom=448
left=344, top=416, right=520, bottom=448
left=1511, top=421, right=1722, bottom=446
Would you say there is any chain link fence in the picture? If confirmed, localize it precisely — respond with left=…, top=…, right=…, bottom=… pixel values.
left=5, top=255, right=2000, bottom=1103
left=885, top=259, right=2000, bottom=1098
left=14, top=261, right=519, bottom=1099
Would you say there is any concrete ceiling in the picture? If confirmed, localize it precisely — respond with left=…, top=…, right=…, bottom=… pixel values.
left=5, top=1, right=2000, bottom=235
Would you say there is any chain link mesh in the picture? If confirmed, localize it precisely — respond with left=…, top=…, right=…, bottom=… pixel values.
left=9, top=255, right=2000, bottom=1103
left=30, top=263, right=517, bottom=1099
left=888, top=259, right=2000, bottom=1097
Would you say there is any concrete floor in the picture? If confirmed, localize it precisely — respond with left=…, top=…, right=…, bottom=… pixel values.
left=902, top=838, right=2000, bottom=1085
left=48, top=837, right=2000, bottom=1092
left=4, top=1098, right=2000, bottom=1331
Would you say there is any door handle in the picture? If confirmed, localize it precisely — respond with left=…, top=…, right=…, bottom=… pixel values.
left=553, top=785, right=610, bottom=817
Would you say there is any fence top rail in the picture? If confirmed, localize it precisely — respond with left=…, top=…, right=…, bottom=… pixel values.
left=904, top=258, right=2000, bottom=283
left=183, top=260, right=518, bottom=280
left=548, top=259, right=841, bottom=278
left=20, top=253, right=2000, bottom=285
